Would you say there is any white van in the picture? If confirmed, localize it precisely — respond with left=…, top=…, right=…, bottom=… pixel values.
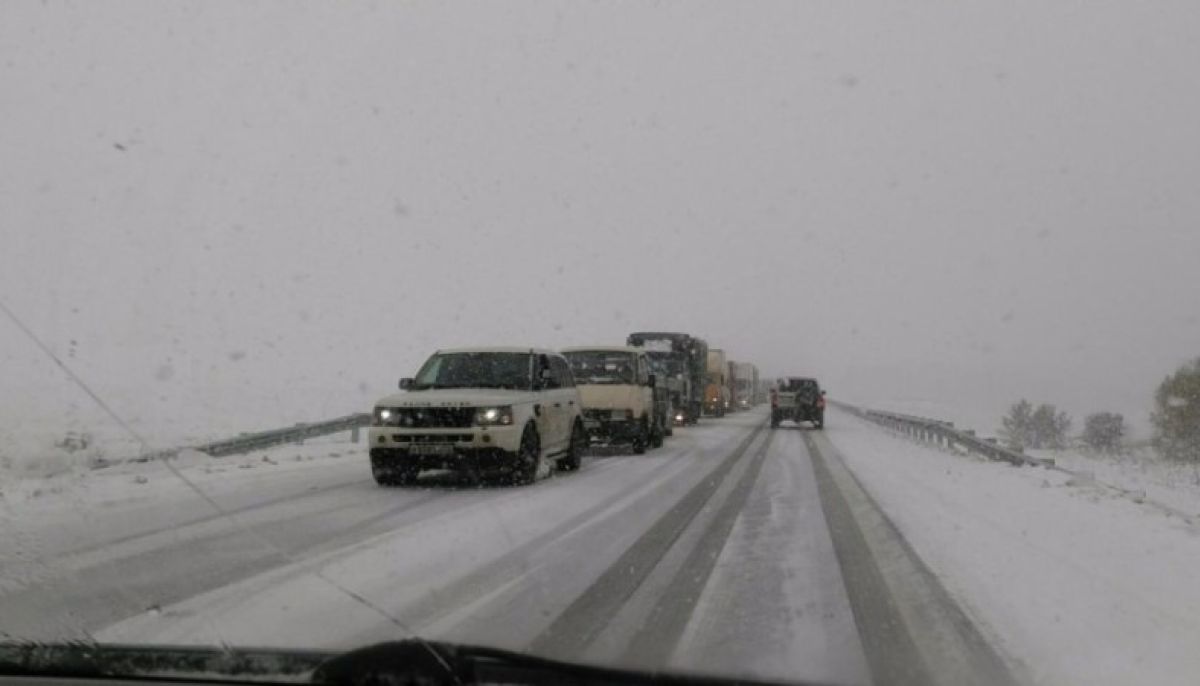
left=562, top=346, right=667, bottom=454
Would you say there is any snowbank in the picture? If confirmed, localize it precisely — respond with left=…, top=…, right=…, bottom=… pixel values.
left=1027, top=446, right=1200, bottom=519
left=826, top=407, right=1200, bottom=686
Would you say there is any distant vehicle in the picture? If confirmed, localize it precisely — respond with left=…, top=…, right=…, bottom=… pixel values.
left=733, top=362, right=759, bottom=409
left=562, top=346, right=667, bottom=454
left=370, top=348, right=586, bottom=485
left=755, top=377, right=771, bottom=405
left=705, top=349, right=731, bottom=417
left=626, top=331, right=708, bottom=425
left=771, top=377, right=826, bottom=429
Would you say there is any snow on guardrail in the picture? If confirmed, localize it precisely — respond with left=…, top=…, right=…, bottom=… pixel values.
left=830, top=399, right=1200, bottom=525
left=96, top=413, right=372, bottom=469
left=829, top=399, right=1054, bottom=468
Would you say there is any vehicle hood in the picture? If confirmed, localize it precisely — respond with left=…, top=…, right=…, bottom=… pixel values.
left=577, top=384, right=644, bottom=411
left=376, top=389, right=537, bottom=408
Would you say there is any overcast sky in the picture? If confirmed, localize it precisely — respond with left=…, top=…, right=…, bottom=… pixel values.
left=3, top=1, right=1200, bottom=452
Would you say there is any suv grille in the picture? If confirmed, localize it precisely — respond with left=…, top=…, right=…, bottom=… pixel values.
left=389, top=407, right=475, bottom=428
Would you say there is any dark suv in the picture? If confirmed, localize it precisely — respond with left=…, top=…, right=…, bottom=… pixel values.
left=770, top=377, right=825, bottom=429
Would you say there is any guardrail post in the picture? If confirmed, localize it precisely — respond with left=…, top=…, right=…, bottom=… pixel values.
left=294, top=423, right=306, bottom=445
left=351, top=425, right=360, bottom=443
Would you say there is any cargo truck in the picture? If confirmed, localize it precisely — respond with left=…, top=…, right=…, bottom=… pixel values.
left=705, top=349, right=730, bottom=417
left=733, top=362, right=759, bottom=410
left=626, top=332, right=708, bottom=425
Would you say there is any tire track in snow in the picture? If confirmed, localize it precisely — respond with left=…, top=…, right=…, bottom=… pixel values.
left=374, top=440, right=725, bottom=637
left=805, top=430, right=1019, bottom=686
left=526, top=420, right=767, bottom=659
left=619, top=428, right=776, bottom=667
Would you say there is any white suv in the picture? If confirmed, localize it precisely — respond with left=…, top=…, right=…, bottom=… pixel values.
left=369, top=347, right=586, bottom=486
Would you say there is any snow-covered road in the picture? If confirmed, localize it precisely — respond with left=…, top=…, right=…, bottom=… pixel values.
left=23, top=400, right=1183, bottom=686
left=1, top=410, right=884, bottom=684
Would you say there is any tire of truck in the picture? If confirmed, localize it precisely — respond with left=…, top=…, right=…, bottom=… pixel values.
left=557, top=420, right=585, bottom=472
left=650, top=419, right=665, bottom=449
left=632, top=417, right=649, bottom=455
left=511, top=424, right=541, bottom=485
left=814, top=412, right=825, bottom=430
left=770, top=412, right=780, bottom=429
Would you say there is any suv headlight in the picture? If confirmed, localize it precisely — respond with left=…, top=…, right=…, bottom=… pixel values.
left=474, top=406, right=514, bottom=426
left=374, top=407, right=397, bottom=426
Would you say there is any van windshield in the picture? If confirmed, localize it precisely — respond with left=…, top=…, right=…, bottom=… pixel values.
left=564, top=351, right=637, bottom=385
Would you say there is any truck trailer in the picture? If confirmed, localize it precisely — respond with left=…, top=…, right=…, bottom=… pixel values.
left=705, top=349, right=730, bottom=417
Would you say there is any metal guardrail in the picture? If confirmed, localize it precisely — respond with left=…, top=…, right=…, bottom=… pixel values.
left=828, top=399, right=1200, bottom=527
left=830, top=399, right=1054, bottom=468
left=104, top=413, right=373, bottom=468
left=196, top=413, right=372, bottom=457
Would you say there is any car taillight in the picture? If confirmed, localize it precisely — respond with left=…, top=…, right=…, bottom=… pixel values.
left=770, top=391, right=778, bottom=407
left=816, top=396, right=826, bottom=409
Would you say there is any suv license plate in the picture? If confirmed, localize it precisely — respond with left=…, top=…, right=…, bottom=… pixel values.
left=410, top=444, right=454, bottom=456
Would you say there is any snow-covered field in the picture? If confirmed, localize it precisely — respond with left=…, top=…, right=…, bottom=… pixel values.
left=828, top=406, right=1200, bottom=686
left=1027, top=446, right=1200, bottom=520
left=0, top=434, right=365, bottom=589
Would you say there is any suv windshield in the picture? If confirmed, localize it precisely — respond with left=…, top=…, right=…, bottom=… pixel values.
left=564, top=351, right=637, bottom=385
left=412, top=353, right=531, bottom=390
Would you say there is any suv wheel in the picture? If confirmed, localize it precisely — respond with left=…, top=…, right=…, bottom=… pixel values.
left=557, top=420, right=585, bottom=472
left=512, top=424, right=541, bottom=485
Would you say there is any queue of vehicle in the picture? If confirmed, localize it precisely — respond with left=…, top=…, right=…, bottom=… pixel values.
left=369, top=335, right=824, bottom=487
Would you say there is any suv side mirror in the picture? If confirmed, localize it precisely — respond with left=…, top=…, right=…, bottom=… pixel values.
left=399, top=378, right=414, bottom=390
left=647, top=374, right=657, bottom=388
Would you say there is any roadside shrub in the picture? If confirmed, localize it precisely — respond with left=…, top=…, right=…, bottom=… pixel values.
left=1082, top=412, right=1125, bottom=453
left=1001, top=399, right=1071, bottom=450
left=1001, top=399, right=1035, bottom=449
left=1152, top=358, right=1200, bottom=462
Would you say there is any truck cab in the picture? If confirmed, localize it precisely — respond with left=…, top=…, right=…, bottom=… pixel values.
left=626, top=332, right=708, bottom=425
left=562, top=346, right=667, bottom=454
